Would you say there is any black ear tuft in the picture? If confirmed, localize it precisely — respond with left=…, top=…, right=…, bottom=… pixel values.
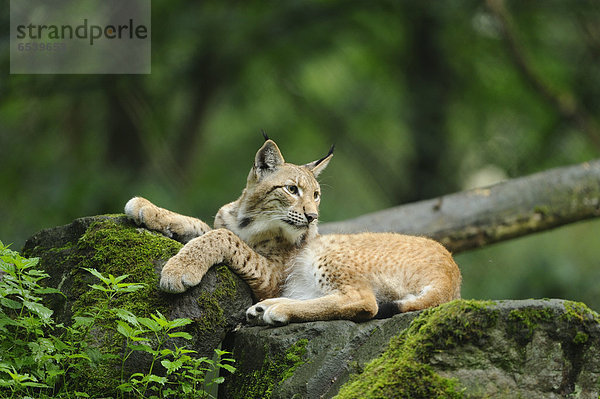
left=261, top=130, right=270, bottom=142
left=315, top=144, right=335, bottom=167
left=303, top=144, right=334, bottom=177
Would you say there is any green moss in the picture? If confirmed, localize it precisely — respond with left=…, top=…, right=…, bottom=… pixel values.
left=339, top=360, right=462, bottom=399
left=560, top=301, right=599, bottom=347
left=195, top=292, right=226, bottom=330
left=61, top=218, right=182, bottom=394
left=71, top=219, right=181, bottom=315
left=280, top=338, right=308, bottom=382
left=562, top=301, right=600, bottom=324
left=411, top=300, right=497, bottom=361
left=508, top=307, right=554, bottom=340
left=572, top=331, right=589, bottom=345
left=194, top=264, right=238, bottom=332
left=229, top=338, right=309, bottom=399
left=336, top=300, right=500, bottom=399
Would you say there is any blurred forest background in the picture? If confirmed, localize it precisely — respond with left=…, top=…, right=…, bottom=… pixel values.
left=1, top=1, right=599, bottom=310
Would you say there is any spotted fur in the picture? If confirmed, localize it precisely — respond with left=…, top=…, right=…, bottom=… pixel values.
left=125, top=139, right=461, bottom=326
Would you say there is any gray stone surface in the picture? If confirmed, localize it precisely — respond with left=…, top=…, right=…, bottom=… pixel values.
left=223, top=299, right=600, bottom=399
left=221, top=313, right=418, bottom=399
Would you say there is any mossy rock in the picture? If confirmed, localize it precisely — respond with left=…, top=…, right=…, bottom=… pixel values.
left=221, top=309, right=419, bottom=399
left=337, top=299, right=600, bottom=399
left=22, top=215, right=253, bottom=395
left=223, top=299, right=600, bottom=399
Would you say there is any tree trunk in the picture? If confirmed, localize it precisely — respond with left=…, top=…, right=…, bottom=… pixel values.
left=319, top=159, right=600, bottom=253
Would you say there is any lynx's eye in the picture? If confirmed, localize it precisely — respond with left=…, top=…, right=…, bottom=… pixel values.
left=314, top=191, right=320, bottom=201
left=285, top=185, right=299, bottom=195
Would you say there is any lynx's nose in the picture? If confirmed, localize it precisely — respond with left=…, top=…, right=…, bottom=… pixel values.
left=305, top=213, right=318, bottom=223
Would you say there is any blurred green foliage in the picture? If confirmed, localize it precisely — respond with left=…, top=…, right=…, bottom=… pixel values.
left=1, top=1, right=599, bottom=309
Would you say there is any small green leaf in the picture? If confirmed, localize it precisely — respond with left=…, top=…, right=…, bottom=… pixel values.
left=137, top=317, right=161, bottom=332
left=23, top=300, right=53, bottom=321
left=72, top=316, right=95, bottom=328
left=168, top=317, right=193, bottom=328
left=67, top=353, right=91, bottom=361
left=211, top=376, right=225, bottom=384
left=34, top=287, right=64, bottom=296
left=113, top=308, right=139, bottom=326
left=129, top=344, right=153, bottom=353
left=219, top=364, right=237, bottom=373
left=161, top=358, right=183, bottom=373
left=159, top=348, right=174, bottom=357
left=168, top=331, right=192, bottom=340
left=89, top=284, right=110, bottom=292
left=0, top=297, right=22, bottom=309
left=112, top=274, right=130, bottom=284
left=116, top=320, right=140, bottom=339
left=214, top=349, right=232, bottom=357
left=117, top=383, right=134, bottom=392
left=145, top=374, right=167, bottom=385
left=151, top=312, right=170, bottom=328
left=21, top=381, right=50, bottom=388
left=117, top=284, right=145, bottom=293
left=83, top=268, right=109, bottom=284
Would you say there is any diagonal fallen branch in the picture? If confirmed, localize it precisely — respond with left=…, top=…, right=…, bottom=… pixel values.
left=319, top=159, right=600, bottom=253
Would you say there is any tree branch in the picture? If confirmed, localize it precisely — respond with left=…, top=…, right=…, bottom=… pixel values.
left=319, top=159, right=600, bottom=253
left=486, top=0, right=600, bottom=150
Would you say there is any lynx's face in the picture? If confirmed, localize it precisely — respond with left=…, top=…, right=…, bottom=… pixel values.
left=235, top=139, right=333, bottom=246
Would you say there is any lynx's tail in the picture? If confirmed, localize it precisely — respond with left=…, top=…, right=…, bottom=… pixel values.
left=374, top=301, right=402, bottom=319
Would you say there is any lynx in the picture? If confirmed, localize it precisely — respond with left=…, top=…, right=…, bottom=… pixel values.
left=124, top=138, right=461, bottom=326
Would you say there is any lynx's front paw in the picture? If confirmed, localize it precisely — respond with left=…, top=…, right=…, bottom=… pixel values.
left=125, top=197, right=172, bottom=234
left=159, top=258, right=204, bottom=293
left=125, top=197, right=211, bottom=243
left=124, top=197, right=146, bottom=223
left=246, top=298, right=295, bottom=326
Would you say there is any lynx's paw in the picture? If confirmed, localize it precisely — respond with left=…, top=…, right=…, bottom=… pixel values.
left=124, top=197, right=147, bottom=223
left=246, top=298, right=295, bottom=326
left=125, top=197, right=173, bottom=235
left=125, top=197, right=210, bottom=243
left=159, top=259, right=203, bottom=293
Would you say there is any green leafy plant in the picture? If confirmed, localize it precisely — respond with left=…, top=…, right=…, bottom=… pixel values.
left=0, top=242, right=63, bottom=397
left=0, top=241, right=235, bottom=398
left=113, top=305, right=235, bottom=398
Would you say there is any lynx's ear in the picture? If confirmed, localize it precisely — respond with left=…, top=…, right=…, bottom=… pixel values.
left=304, top=145, right=334, bottom=177
left=253, top=139, right=285, bottom=178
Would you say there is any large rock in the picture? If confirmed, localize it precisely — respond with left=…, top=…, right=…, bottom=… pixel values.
left=21, top=216, right=600, bottom=398
left=22, top=215, right=253, bottom=393
left=220, top=311, right=418, bottom=399
left=222, top=299, right=600, bottom=399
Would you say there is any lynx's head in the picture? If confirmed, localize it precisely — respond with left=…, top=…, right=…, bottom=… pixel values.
left=233, top=139, right=333, bottom=247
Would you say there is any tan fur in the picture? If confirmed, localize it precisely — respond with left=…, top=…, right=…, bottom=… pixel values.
left=125, top=139, right=461, bottom=325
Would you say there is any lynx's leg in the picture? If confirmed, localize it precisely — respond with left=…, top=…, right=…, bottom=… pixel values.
left=395, top=281, right=461, bottom=313
left=246, top=288, right=378, bottom=326
left=124, top=197, right=211, bottom=243
left=160, top=228, right=283, bottom=300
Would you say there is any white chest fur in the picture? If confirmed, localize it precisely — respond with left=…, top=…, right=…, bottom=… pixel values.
left=282, top=246, right=325, bottom=300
